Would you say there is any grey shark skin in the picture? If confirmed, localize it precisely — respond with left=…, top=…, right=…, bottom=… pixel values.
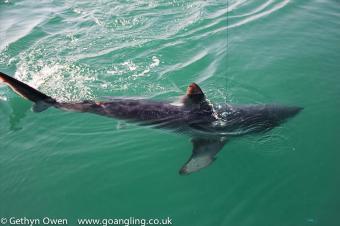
left=0, top=72, right=302, bottom=175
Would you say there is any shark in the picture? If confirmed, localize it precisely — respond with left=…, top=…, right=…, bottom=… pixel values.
left=0, top=71, right=302, bottom=175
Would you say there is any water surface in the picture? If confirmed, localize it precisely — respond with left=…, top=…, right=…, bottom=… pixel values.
left=1, top=0, right=340, bottom=225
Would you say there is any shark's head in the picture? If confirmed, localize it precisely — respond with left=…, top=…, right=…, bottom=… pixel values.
left=211, top=103, right=303, bottom=135
left=266, top=105, right=303, bottom=125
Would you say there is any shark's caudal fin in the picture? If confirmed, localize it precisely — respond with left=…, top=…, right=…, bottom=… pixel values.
left=0, top=71, right=56, bottom=112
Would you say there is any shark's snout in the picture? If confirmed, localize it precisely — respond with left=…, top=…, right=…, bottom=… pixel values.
left=268, top=105, right=303, bottom=124
left=280, top=106, right=303, bottom=118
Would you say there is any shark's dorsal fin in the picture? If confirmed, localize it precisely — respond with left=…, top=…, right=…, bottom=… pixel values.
left=182, top=83, right=214, bottom=114
left=182, top=83, right=205, bottom=106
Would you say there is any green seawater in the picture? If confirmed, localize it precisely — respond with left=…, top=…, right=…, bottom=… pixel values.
left=1, top=0, right=340, bottom=225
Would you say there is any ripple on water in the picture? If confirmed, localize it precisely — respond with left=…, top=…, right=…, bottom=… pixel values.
left=0, top=0, right=295, bottom=122
left=1, top=0, right=292, bottom=103
left=247, top=126, right=296, bottom=155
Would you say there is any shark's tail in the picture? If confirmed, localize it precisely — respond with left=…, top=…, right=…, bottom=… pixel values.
left=0, top=71, right=57, bottom=112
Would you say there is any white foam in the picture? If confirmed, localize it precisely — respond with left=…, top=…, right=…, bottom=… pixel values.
left=14, top=62, right=95, bottom=102
left=150, top=56, right=160, bottom=68
left=122, top=60, right=137, bottom=71
left=0, top=95, right=7, bottom=101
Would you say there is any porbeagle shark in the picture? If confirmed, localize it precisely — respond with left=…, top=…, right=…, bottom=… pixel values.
left=0, top=71, right=302, bottom=175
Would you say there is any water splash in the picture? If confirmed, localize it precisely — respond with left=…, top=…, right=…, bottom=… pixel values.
left=14, top=61, right=95, bottom=102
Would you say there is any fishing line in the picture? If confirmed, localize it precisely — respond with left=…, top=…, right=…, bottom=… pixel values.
left=225, top=0, right=229, bottom=104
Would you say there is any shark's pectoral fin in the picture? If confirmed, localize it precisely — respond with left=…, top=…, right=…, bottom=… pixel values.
left=32, top=101, right=51, bottom=112
left=179, top=137, right=227, bottom=175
